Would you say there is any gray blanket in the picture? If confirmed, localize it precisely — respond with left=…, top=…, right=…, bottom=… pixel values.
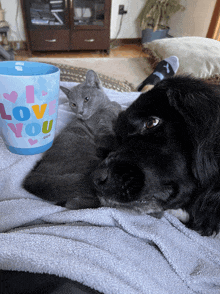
left=0, top=82, right=220, bottom=294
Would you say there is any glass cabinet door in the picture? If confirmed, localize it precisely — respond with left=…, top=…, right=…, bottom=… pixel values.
left=73, top=0, right=105, bottom=27
left=28, top=0, right=67, bottom=27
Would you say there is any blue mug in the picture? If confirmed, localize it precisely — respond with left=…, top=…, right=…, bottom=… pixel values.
left=0, top=61, right=60, bottom=155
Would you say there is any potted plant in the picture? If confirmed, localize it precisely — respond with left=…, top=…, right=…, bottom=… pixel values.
left=137, top=0, right=185, bottom=44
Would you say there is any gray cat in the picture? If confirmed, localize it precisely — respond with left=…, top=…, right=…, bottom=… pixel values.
left=23, top=70, right=121, bottom=209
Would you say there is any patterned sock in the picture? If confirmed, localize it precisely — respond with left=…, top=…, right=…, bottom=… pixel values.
left=137, top=56, right=179, bottom=92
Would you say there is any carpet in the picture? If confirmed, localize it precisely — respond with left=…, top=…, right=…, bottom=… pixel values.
left=29, top=62, right=136, bottom=92
left=27, top=57, right=153, bottom=89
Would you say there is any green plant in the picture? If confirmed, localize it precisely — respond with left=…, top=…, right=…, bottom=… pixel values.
left=138, top=0, right=185, bottom=31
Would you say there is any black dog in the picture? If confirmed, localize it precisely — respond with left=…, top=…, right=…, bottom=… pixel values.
left=92, top=75, right=220, bottom=236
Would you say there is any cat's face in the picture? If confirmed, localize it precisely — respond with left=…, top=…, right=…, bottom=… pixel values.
left=67, top=85, right=106, bottom=120
left=60, top=70, right=108, bottom=120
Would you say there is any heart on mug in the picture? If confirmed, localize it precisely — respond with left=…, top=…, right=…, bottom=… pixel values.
left=28, top=139, right=38, bottom=146
left=42, top=90, right=47, bottom=96
left=3, top=91, right=18, bottom=103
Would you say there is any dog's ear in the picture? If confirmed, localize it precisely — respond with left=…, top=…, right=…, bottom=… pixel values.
left=166, top=77, right=220, bottom=186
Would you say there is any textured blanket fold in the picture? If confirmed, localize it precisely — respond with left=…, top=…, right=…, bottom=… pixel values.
left=0, top=82, right=220, bottom=294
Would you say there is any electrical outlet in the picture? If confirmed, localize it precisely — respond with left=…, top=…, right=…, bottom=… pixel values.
left=118, top=5, right=127, bottom=15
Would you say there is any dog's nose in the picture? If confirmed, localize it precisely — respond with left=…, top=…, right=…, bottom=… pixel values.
left=92, top=167, right=108, bottom=187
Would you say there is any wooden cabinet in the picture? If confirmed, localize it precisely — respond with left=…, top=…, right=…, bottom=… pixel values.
left=21, top=0, right=111, bottom=53
left=70, top=30, right=110, bottom=50
left=29, top=30, right=70, bottom=51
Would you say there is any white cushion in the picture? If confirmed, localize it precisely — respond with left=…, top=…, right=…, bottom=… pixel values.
left=143, top=37, right=220, bottom=79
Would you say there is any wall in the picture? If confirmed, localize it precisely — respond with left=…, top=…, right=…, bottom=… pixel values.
left=1, top=0, right=25, bottom=41
left=110, top=0, right=217, bottom=39
left=168, top=0, right=217, bottom=37
left=1, top=0, right=217, bottom=42
left=110, top=0, right=143, bottom=39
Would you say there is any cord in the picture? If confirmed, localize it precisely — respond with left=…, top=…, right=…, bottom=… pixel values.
left=110, top=14, right=124, bottom=48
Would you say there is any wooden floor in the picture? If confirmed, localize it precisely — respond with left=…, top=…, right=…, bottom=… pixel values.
left=15, top=44, right=148, bottom=60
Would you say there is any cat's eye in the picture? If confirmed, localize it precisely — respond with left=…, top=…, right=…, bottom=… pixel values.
left=84, top=97, right=89, bottom=102
left=145, top=117, right=161, bottom=129
left=71, top=103, right=76, bottom=107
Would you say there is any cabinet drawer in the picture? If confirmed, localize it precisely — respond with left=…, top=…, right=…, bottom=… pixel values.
left=29, top=30, right=70, bottom=51
left=70, top=30, right=109, bottom=50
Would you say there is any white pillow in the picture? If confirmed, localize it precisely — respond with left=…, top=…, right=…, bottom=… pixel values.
left=143, top=37, right=220, bottom=79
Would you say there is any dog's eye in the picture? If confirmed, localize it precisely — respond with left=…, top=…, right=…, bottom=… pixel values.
left=145, top=117, right=160, bottom=129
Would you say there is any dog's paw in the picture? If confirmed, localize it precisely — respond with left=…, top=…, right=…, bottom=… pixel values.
left=187, top=215, right=220, bottom=236
left=187, top=198, right=220, bottom=236
left=167, top=209, right=189, bottom=223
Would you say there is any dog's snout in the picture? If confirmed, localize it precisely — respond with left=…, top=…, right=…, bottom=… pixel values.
left=93, top=167, right=108, bottom=186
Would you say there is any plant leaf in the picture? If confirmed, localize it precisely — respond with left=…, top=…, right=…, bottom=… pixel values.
left=137, top=0, right=185, bottom=30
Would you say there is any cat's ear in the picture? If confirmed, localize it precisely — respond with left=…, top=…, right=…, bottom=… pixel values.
left=85, top=70, right=102, bottom=89
left=60, top=86, right=71, bottom=97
